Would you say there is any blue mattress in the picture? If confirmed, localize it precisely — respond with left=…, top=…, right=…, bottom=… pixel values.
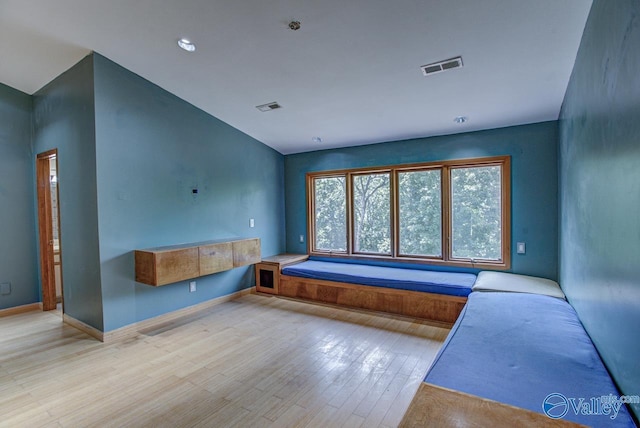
left=281, top=260, right=475, bottom=297
left=425, top=292, right=636, bottom=427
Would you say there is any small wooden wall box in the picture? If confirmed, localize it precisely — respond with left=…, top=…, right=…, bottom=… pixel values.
left=135, top=238, right=260, bottom=286
left=255, top=254, right=308, bottom=294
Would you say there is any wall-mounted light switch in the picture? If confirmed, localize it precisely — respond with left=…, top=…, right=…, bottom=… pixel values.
left=189, top=281, right=196, bottom=292
left=517, top=242, right=526, bottom=254
left=250, top=218, right=255, bottom=228
left=0, top=282, right=10, bottom=295
left=299, top=235, right=304, bottom=243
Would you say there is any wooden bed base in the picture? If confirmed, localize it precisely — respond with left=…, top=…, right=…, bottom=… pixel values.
left=278, top=274, right=467, bottom=324
left=400, top=383, right=585, bottom=428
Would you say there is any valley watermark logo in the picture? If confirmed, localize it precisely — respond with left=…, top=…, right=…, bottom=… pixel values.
left=543, top=393, right=639, bottom=420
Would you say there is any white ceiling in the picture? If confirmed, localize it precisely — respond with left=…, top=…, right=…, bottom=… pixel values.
left=0, top=0, right=592, bottom=154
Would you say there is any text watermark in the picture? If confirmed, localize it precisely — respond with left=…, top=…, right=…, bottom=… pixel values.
left=543, top=393, right=639, bottom=420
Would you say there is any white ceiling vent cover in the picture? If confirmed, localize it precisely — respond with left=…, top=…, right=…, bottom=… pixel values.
left=420, top=56, right=463, bottom=76
left=256, top=102, right=282, bottom=112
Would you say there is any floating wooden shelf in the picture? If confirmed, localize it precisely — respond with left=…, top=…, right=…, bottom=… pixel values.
left=135, top=238, right=260, bottom=286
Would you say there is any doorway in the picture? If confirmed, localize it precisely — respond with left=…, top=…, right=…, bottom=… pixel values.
left=37, top=150, right=63, bottom=311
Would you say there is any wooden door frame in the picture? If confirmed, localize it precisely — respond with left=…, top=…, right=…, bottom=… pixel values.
left=36, top=149, right=62, bottom=311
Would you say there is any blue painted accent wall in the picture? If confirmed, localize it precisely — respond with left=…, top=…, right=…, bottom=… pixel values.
left=285, top=122, right=559, bottom=280
left=0, top=84, right=38, bottom=309
left=559, top=0, right=640, bottom=419
left=32, top=55, right=104, bottom=330
left=92, top=54, right=285, bottom=331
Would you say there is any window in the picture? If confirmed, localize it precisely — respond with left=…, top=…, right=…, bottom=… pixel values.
left=451, top=165, right=502, bottom=261
left=352, top=172, right=391, bottom=254
left=307, top=156, right=510, bottom=269
left=398, top=169, right=442, bottom=257
left=312, top=176, right=347, bottom=252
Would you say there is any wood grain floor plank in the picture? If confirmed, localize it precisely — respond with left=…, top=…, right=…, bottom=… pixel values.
left=0, top=293, right=448, bottom=427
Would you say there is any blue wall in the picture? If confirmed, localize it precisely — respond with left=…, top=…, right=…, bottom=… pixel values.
left=285, top=121, right=559, bottom=280
left=559, top=0, right=640, bottom=419
left=92, top=54, right=285, bottom=331
left=32, top=55, right=104, bottom=330
left=20, top=52, right=286, bottom=332
left=0, top=84, right=39, bottom=309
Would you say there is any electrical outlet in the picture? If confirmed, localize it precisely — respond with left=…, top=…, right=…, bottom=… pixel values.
left=517, top=242, right=526, bottom=254
left=0, top=282, right=10, bottom=295
left=189, top=281, right=196, bottom=292
left=299, top=235, right=304, bottom=243
left=250, top=218, right=255, bottom=228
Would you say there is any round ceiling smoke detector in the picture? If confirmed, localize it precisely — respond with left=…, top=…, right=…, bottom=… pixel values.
left=177, top=38, right=196, bottom=52
left=288, top=21, right=301, bottom=31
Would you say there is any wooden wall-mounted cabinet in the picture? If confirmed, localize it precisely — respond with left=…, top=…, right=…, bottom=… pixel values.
left=135, top=246, right=199, bottom=286
left=199, top=242, right=234, bottom=275
left=135, top=238, right=260, bottom=286
left=232, top=239, right=261, bottom=268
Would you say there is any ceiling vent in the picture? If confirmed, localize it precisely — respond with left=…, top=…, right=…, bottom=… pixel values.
left=420, top=56, right=463, bottom=76
left=256, top=102, right=282, bottom=112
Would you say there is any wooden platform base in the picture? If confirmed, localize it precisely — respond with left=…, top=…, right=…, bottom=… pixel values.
left=400, top=382, right=586, bottom=428
left=279, top=275, right=466, bottom=324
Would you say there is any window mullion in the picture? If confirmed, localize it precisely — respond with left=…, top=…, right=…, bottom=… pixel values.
left=346, top=172, right=353, bottom=255
left=502, top=158, right=511, bottom=268
left=390, top=169, right=398, bottom=258
left=442, top=166, right=451, bottom=262
left=307, top=175, right=315, bottom=253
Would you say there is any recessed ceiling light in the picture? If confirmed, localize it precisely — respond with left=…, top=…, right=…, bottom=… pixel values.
left=288, top=21, right=301, bottom=31
left=312, top=136, right=323, bottom=143
left=177, top=38, right=196, bottom=52
left=454, top=116, right=468, bottom=124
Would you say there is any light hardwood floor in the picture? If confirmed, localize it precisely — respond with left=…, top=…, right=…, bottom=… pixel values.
left=0, top=293, right=449, bottom=428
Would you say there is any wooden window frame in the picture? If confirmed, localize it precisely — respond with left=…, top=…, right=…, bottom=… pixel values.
left=395, top=165, right=444, bottom=261
left=350, top=170, right=393, bottom=257
left=308, top=174, right=349, bottom=254
left=306, top=156, right=511, bottom=270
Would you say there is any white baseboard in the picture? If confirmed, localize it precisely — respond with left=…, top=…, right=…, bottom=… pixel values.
left=95, top=287, right=255, bottom=343
left=63, top=314, right=104, bottom=341
left=0, top=302, right=42, bottom=317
